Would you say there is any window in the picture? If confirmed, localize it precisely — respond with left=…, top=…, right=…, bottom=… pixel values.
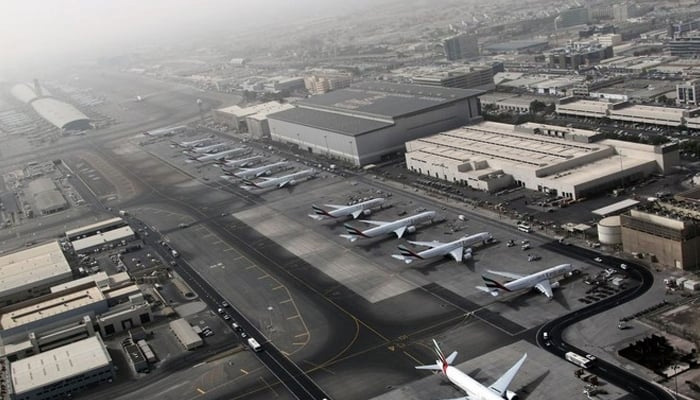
left=104, top=324, right=115, bottom=335
left=139, top=313, right=151, bottom=323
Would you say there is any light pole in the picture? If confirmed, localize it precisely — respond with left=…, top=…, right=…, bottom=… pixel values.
left=324, top=135, right=330, bottom=157
left=348, top=140, right=355, bottom=165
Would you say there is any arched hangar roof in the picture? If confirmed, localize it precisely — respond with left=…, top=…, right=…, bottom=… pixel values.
left=31, top=98, right=91, bottom=130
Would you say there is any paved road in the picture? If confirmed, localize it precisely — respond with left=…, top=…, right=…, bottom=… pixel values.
left=536, top=243, right=674, bottom=400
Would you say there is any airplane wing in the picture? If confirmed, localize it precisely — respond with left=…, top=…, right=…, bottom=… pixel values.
left=357, top=220, right=389, bottom=226
left=486, top=270, right=524, bottom=280
left=351, top=210, right=363, bottom=219
left=279, top=179, right=292, bottom=188
left=488, top=354, right=527, bottom=397
left=407, top=240, right=444, bottom=249
left=323, top=204, right=346, bottom=209
left=534, top=280, right=554, bottom=298
left=394, top=225, right=406, bottom=238
left=449, top=248, right=463, bottom=262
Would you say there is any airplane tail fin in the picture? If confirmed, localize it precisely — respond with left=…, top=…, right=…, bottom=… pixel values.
left=390, top=254, right=413, bottom=264
left=397, top=244, right=422, bottom=261
left=308, top=214, right=325, bottom=221
left=339, top=234, right=358, bottom=242
left=476, top=275, right=509, bottom=296
left=342, top=223, right=365, bottom=240
left=240, top=178, right=258, bottom=187
left=415, top=339, right=457, bottom=373
left=311, top=204, right=333, bottom=217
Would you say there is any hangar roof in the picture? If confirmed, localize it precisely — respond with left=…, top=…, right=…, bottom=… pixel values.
left=268, top=107, right=393, bottom=136
left=30, top=98, right=90, bottom=130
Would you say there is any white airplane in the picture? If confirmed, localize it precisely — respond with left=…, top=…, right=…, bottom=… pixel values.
left=309, top=198, right=385, bottom=220
left=234, top=161, right=289, bottom=179
left=171, top=137, right=213, bottom=149
left=188, top=148, right=246, bottom=163
left=340, top=211, right=435, bottom=242
left=217, top=155, right=262, bottom=169
left=476, top=263, right=574, bottom=299
left=190, top=142, right=230, bottom=154
left=241, top=169, right=315, bottom=190
left=416, top=339, right=527, bottom=400
left=392, top=232, right=492, bottom=264
left=144, top=125, right=186, bottom=136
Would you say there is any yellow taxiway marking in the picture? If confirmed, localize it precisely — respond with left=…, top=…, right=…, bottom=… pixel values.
left=279, top=299, right=292, bottom=304
left=287, top=314, right=300, bottom=320
left=272, top=285, right=284, bottom=290
left=294, top=332, right=308, bottom=338
left=293, top=342, right=306, bottom=346
left=246, top=265, right=257, bottom=270
left=257, top=274, right=270, bottom=280
left=240, top=369, right=249, bottom=375
left=196, top=388, right=206, bottom=394
left=224, top=248, right=237, bottom=252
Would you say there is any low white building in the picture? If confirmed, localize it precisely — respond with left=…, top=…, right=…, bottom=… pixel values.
left=405, top=121, right=678, bottom=199
left=556, top=97, right=700, bottom=128
left=9, top=335, right=114, bottom=400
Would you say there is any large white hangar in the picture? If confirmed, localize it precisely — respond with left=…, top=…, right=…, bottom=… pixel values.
left=10, top=83, right=91, bottom=131
left=267, top=82, right=483, bottom=166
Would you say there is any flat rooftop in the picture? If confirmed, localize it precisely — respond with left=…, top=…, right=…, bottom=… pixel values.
left=217, top=101, right=293, bottom=118
left=11, top=335, right=111, bottom=395
left=609, top=104, right=685, bottom=122
left=297, top=81, right=483, bottom=119
left=408, top=121, right=602, bottom=168
left=593, top=199, right=641, bottom=216
left=268, top=107, right=393, bottom=136
left=65, top=217, right=125, bottom=239
left=0, top=241, right=72, bottom=299
left=556, top=99, right=613, bottom=115
left=0, top=285, right=105, bottom=330
left=71, top=226, right=135, bottom=252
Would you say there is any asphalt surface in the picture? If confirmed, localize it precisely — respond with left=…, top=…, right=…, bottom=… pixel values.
left=536, top=243, right=674, bottom=400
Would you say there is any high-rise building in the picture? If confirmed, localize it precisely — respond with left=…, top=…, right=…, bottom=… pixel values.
left=545, top=45, right=613, bottom=69
left=443, top=33, right=479, bottom=60
left=669, top=35, right=700, bottom=58
left=558, top=7, right=590, bottom=28
left=677, top=80, right=700, bottom=106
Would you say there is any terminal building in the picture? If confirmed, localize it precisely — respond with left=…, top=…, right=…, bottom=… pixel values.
left=404, top=121, right=677, bottom=199
left=0, top=242, right=73, bottom=307
left=267, top=82, right=483, bottom=166
left=7, top=335, right=114, bottom=400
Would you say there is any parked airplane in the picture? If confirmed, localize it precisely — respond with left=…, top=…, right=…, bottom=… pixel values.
left=217, top=155, right=262, bottom=169
left=309, top=198, right=385, bottom=220
left=392, top=232, right=492, bottom=264
left=171, top=137, right=213, bottom=149
left=416, top=339, right=527, bottom=400
left=340, top=211, right=435, bottom=242
left=234, top=161, right=289, bottom=179
left=188, top=148, right=246, bottom=163
left=144, top=125, right=186, bottom=136
left=476, top=263, right=574, bottom=299
left=190, top=142, right=230, bottom=154
left=241, top=169, right=315, bottom=190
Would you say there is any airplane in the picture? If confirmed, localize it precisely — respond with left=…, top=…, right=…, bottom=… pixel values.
left=340, top=211, right=435, bottom=242
left=189, top=142, right=230, bottom=154
left=416, top=339, right=527, bottom=400
left=217, top=155, right=262, bottom=169
left=144, top=125, right=187, bottom=136
left=234, top=161, right=289, bottom=179
left=392, top=232, right=492, bottom=264
left=171, top=137, right=214, bottom=149
left=187, top=148, right=246, bottom=163
left=476, top=263, right=574, bottom=299
left=240, top=169, right=315, bottom=190
left=309, top=198, right=385, bottom=220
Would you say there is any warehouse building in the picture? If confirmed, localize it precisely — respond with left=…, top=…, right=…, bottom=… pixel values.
left=412, top=65, right=495, bottom=91
left=65, top=217, right=127, bottom=241
left=26, top=178, right=68, bottom=216
left=0, top=242, right=73, bottom=307
left=9, top=335, right=114, bottom=400
left=214, top=101, right=293, bottom=133
left=268, top=82, right=483, bottom=166
left=0, top=272, right=151, bottom=359
left=70, top=226, right=136, bottom=254
left=169, top=319, right=203, bottom=350
left=405, top=121, right=677, bottom=199
left=555, top=97, right=700, bottom=128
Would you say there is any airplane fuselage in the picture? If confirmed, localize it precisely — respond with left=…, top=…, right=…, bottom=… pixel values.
left=317, top=198, right=385, bottom=219
left=221, top=156, right=262, bottom=169
left=445, top=366, right=507, bottom=400
left=246, top=169, right=314, bottom=189
left=235, top=162, right=288, bottom=179
left=193, top=148, right=245, bottom=162
left=420, top=232, right=490, bottom=259
left=503, top=263, right=573, bottom=292
left=192, top=142, right=228, bottom=153
left=359, top=211, right=435, bottom=238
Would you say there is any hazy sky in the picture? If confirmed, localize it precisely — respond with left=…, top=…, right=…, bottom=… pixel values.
left=0, top=0, right=374, bottom=76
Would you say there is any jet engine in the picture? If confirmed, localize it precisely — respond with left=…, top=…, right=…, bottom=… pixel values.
left=362, top=209, right=373, bottom=216
left=506, top=390, right=519, bottom=400
left=463, top=248, right=473, bottom=260
left=406, top=225, right=417, bottom=234
left=551, top=281, right=560, bottom=289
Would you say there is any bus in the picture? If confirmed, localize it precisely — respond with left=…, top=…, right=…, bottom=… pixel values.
left=517, top=223, right=532, bottom=233
left=565, top=351, right=592, bottom=368
left=247, top=338, right=263, bottom=352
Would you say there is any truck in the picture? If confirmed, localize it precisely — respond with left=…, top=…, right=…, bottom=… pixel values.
left=247, top=337, right=262, bottom=352
left=565, top=351, right=592, bottom=369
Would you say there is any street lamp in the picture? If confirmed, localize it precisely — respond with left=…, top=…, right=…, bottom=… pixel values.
left=324, top=135, right=330, bottom=157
